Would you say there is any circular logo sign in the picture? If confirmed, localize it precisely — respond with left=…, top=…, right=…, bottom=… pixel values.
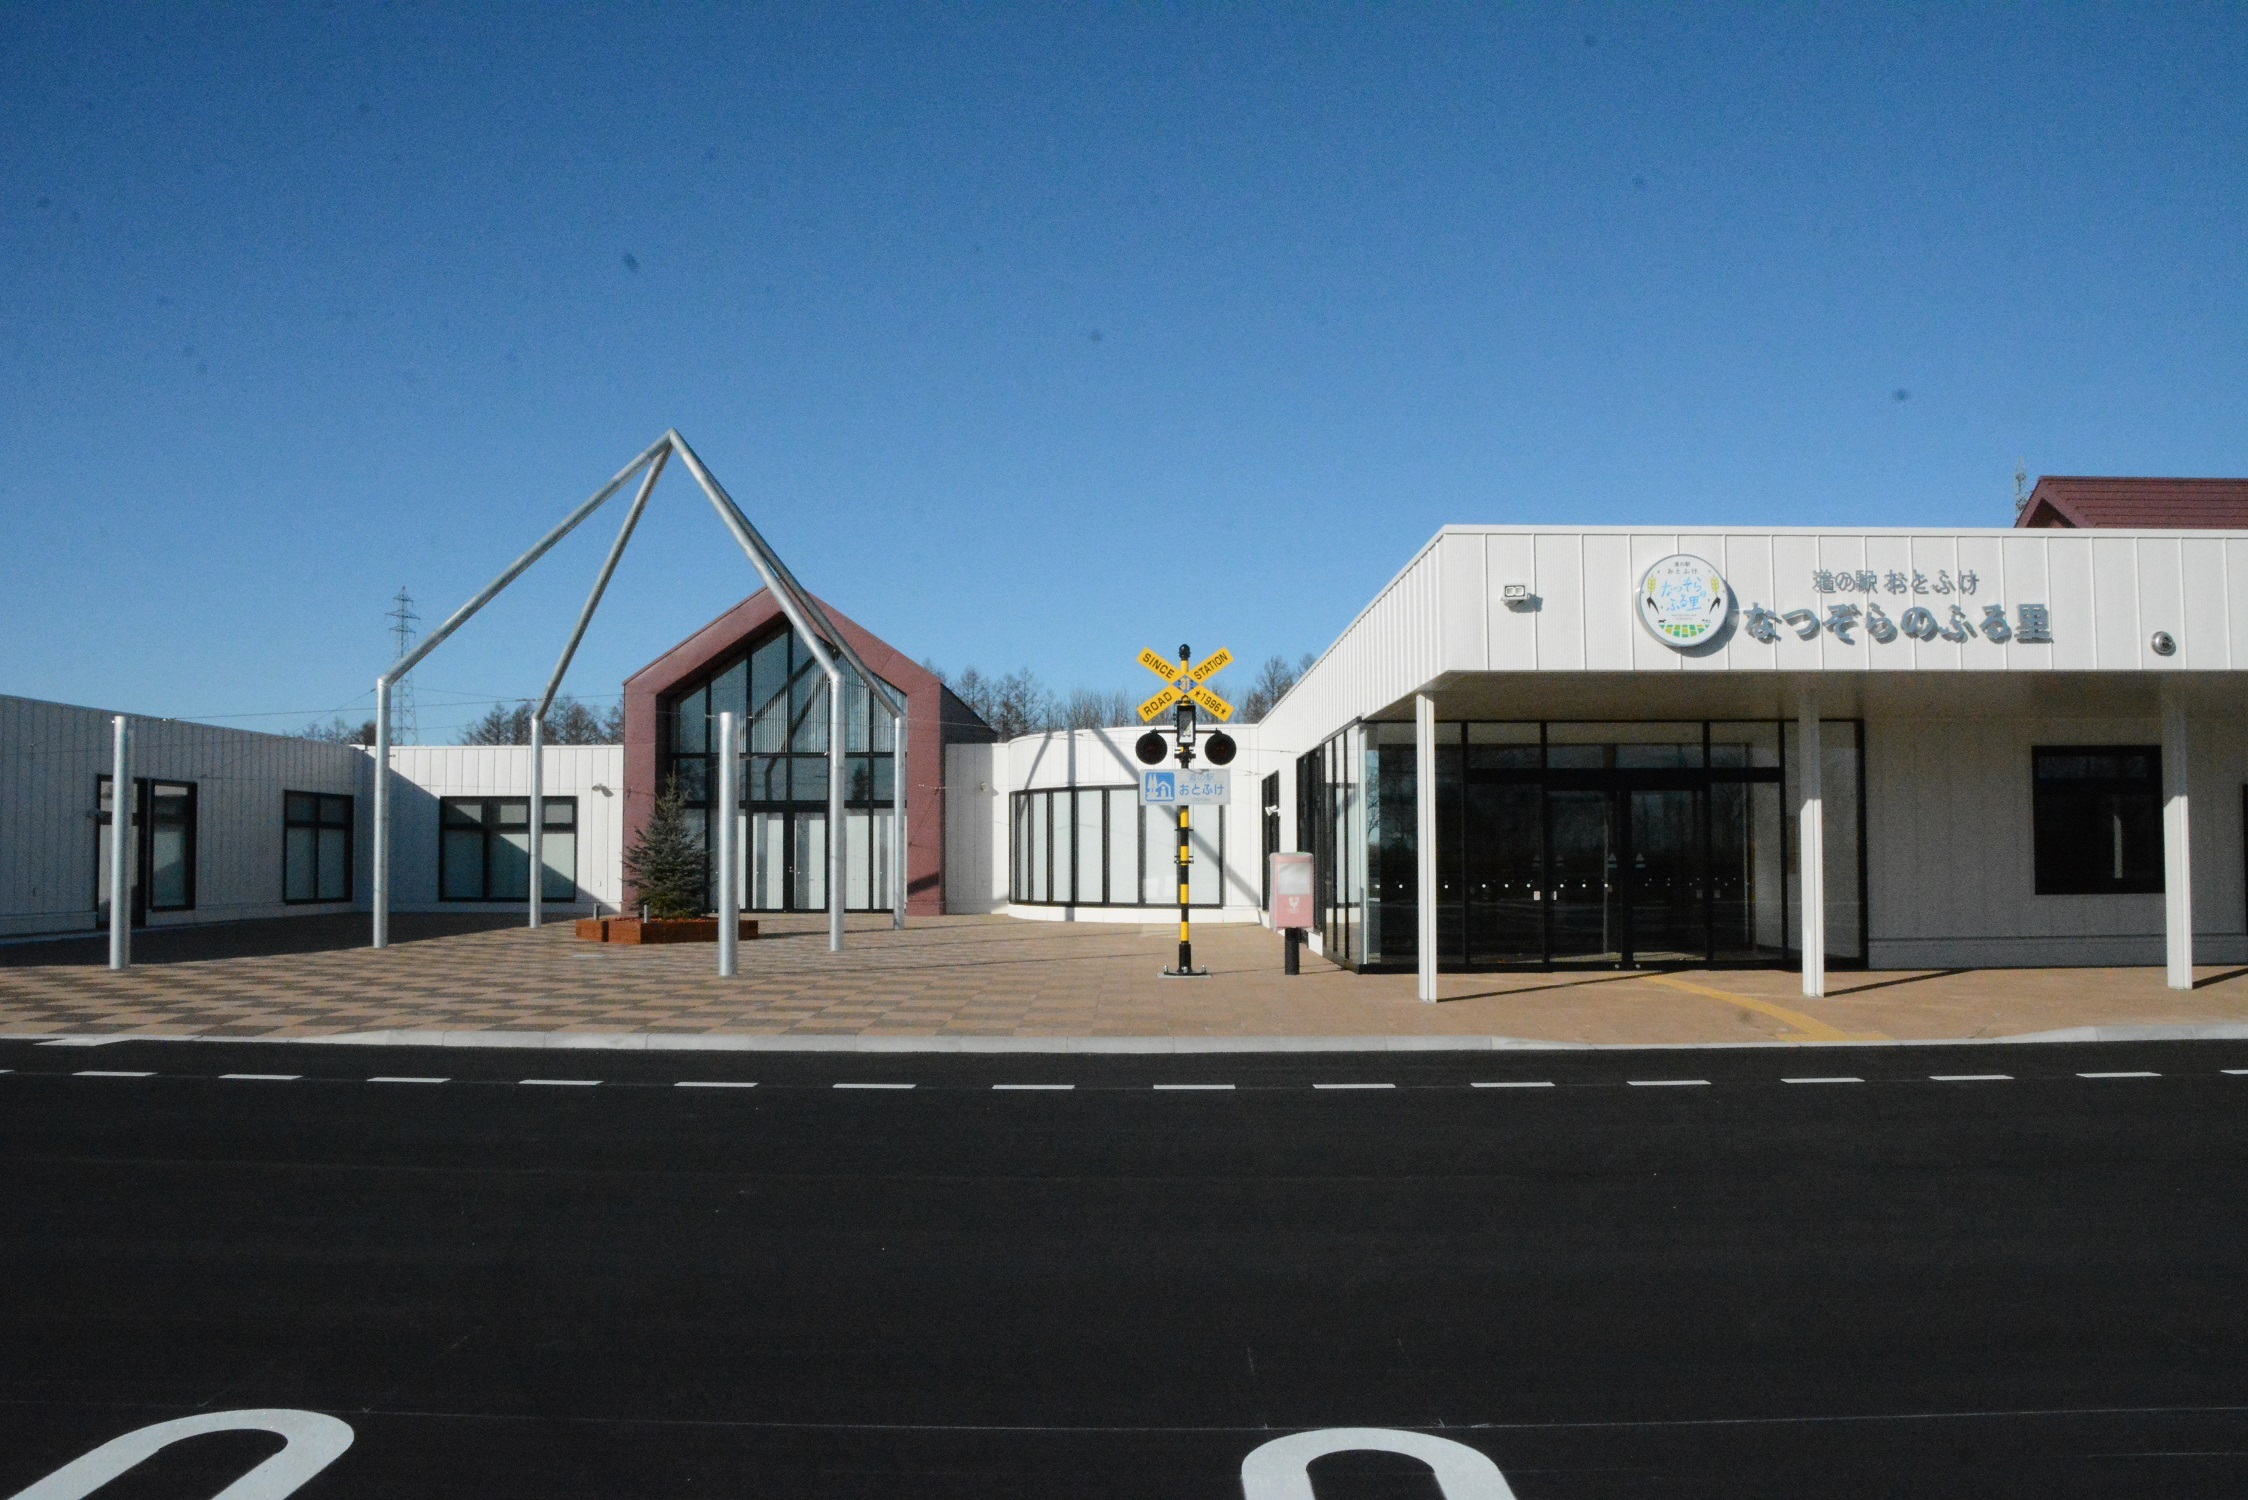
left=1636, top=554, right=1732, bottom=648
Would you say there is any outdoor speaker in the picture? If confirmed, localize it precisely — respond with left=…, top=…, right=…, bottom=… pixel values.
left=1203, top=731, right=1236, bottom=766
left=1135, top=731, right=1168, bottom=765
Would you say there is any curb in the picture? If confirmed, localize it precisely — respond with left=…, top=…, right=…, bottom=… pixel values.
left=8, top=1024, right=2248, bottom=1053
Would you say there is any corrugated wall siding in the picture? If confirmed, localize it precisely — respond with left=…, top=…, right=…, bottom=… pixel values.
left=0, top=695, right=362, bottom=937
left=380, top=745, right=624, bottom=912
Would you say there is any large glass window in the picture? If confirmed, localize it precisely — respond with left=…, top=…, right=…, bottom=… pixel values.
left=1329, top=721, right=1851, bottom=972
left=284, top=792, right=352, bottom=904
left=96, top=776, right=197, bottom=921
left=2032, top=747, right=2163, bottom=895
left=1009, top=787, right=1225, bottom=908
left=661, top=624, right=902, bottom=913
left=439, top=797, right=576, bottom=901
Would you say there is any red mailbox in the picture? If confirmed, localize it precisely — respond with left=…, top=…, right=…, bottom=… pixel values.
left=1269, top=852, right=1314, bottom=930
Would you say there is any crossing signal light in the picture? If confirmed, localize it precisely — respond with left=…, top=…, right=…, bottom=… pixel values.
left=1135, top=731, right=1168, bottom=766
left=1203, top=731, right=1236, bottom=766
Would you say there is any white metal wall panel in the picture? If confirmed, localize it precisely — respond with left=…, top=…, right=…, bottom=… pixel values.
left=379, top=745, right=623, bottom=913
left=0, top=695, right=361, bottom=937
left=1865, top=707, right=2246, bottom=968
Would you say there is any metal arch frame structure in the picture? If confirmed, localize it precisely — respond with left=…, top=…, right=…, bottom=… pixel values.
left=369, top=429, right=908, bottom=958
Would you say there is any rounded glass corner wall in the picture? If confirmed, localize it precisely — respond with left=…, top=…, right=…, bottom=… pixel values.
left=658, top=625, right=902, bottom=913
left=1322, top=720, right=1862, bottom=972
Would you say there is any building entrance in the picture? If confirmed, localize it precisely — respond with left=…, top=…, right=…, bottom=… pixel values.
left=1357, top=720, right=1855, bottom=971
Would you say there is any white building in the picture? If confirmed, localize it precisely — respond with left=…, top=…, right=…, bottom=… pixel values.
left=0, top=694, right=622, bottom=938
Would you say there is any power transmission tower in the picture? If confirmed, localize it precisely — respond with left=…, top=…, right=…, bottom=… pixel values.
left=386, top=587, right=421, bottom=745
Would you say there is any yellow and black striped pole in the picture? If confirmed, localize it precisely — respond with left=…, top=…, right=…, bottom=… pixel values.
left=1177, top=803, right=1192, bottom=975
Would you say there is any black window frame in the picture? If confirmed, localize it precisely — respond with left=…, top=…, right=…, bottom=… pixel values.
left=1007, top=786, right=1226, bottom=909
left=438, top=796, right=579, bottom=902
left=2031, top=745, right=2164, bottom=896
left=282, top=790, right=354, bottom=905
left=95, top=775, right=198, bottom=918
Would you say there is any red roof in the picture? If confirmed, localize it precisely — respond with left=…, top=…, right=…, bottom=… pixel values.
left=2017, top=476, right=2248, bottom=529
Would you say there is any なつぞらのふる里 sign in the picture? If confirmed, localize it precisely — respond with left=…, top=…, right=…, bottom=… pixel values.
left=1637, top=554, right=1732, bottom=648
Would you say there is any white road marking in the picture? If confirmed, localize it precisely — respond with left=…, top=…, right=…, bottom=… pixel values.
left=2078, top=1070, right=2159, bottom=1079
left=1932, top=1074, right=2011, bottom=1082
left=992, top=1083, right=1075, bottom=1090
left=1313, top=1082, right=1395, bottom=1090
left=1154, top=1083, right=1235, bottom=1091
left=369, top=1076, right=448, bottom=1084
left=519, top=1078, right=600, bottom=1087
left=2225, top=1069, right=2248, bottom=1075
left=74, top=1070, right=153, bottom=1078
left=675, top=1080, right=758, bottom=1089
left=220, top=1073, right=300, bottom=1081
left=1628, top=1079, right=1710, bottom=1087
left=833, top=1082, right=914, bottom=1090
left=1783, top=1076, right=1864, bottom=1085
left=1471, top=1080, right=1555, bottom=1089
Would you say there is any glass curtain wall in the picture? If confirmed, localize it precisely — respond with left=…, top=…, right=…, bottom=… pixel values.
left=1008, top=787, right=1229, bottom=908
left=661, top=626, right=901, bottom=913
left=1295, top=725, right=1364, bottom=966
left=1337, top=720, right=1858, bottom=971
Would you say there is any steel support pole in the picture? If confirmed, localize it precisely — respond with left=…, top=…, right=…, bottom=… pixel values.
left=107, top=716, right=131, bottom=971
left=535, top=447, right=670, bottom=722
left=891, top=710, right=907, bottom=928
left=2163, top=684, right=2194, bottom=990
left=372, top=679, right=392, bottom=949
left=528, top=714, right=544, bottom=929
left=1414, top=691, right=1438, bottom=1002
left=717, top=711, right=739, bottom=978
left=828, top=672, right=845, bottom=952
left=1797, top=687, right=1825, bottom=999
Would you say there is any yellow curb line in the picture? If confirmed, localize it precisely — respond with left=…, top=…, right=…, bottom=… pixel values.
left=1638, top=975, right=1888, bottom=1043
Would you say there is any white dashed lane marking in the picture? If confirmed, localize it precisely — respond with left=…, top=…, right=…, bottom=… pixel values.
left=1472, top=1080, right=1555, bottom=1089
left=74, top=1070, right=152, bottom=1079
left=1784, top=1076, right=1864, bottom=1085
left=2078, top=1070, right=2160, bottom=1079
left=1932, top=1074, right=2012, bottom=1082
left=369, top=1076, right=448, bottom=1084
left=1313, top=1082, right=1396, bottom=1090
left=834, top=1082, right=914, bottom=1090
left=1628, top=1079, right=1710, bottom=1088
left=1153, top=1083, right=1235, bottom=1091
left=519, top=1079, right=601, bottom=1087
left=675, top=1080, right=758, bottom=1089
left=992, top=1083, right=1074, bottom=1091
left=2226, top=1069, right=2248, bottom=1076
left=220, top=1073, right=300, bottom=1081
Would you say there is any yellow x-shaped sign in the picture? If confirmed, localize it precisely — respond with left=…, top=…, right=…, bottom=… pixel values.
left=1136, top=647, right=1235, bottom=723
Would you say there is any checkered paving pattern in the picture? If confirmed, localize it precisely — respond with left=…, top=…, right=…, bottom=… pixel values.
left=2, top=912, right=2245, bottom=1044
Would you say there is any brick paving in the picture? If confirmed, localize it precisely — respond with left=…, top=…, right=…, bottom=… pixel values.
left=2, top=912, right=2246, bottom=1045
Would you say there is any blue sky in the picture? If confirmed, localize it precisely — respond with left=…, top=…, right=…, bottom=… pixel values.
left=3, top=4, right=2243, bottom=738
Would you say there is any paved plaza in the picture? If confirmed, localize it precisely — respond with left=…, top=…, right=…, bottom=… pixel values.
left=4, top=912, right=2247, bottom=1045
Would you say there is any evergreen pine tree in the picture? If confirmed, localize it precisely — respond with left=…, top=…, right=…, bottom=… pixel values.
left=621, top=777, right=707, bottom=919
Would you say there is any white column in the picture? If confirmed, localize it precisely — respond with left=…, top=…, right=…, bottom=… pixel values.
left=527, top=714, right=544, bottom=929
left=108, top=715, right=131, bottom=971
left=717, top=711, right=739, bottom=977
left=891, top=709, right=907, bottom=929
left=372, top=678, right=391, bottom=949
left=1415, top=691, right=1438, bottom=1002
left=1797, top=687, right=1825, bottom=999
left=828, top=669, right=845, bottom=952
left=2163, top=687, right=2193, bottom=991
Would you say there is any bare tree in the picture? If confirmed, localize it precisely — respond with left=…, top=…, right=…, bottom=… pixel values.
left=459, top=695, right=619, bottom=746
left=1240, top=651, right=1318, bottom=721
left=1059, top=687, right=1137, bottom=729
left=299, top=716, right=377, bottom=745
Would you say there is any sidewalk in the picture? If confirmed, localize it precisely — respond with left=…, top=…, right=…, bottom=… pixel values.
left=4, top=912, right=2247, bottom=1047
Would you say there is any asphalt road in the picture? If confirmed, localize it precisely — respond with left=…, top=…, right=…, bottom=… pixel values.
left=2, top=1035, right=2245, bottom=1498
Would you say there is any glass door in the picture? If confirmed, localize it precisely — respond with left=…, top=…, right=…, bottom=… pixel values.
left=1464, top=779, right=1543, bottom=963
left=1625, top=787, right=1704, bottom=963
left=1546, top=789, right=1617, bottom=963
left=788, top=811, right=827, bottom=911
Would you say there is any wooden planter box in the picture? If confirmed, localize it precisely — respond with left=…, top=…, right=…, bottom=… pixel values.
left=576, top=917, right=760, bottom=945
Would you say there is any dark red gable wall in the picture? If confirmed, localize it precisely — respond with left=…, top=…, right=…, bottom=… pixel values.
left=622, top=591, right=951, bottom=914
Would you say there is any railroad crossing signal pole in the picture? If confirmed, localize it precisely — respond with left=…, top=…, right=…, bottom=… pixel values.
left=1135, top=643, right=1236, bottom=979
